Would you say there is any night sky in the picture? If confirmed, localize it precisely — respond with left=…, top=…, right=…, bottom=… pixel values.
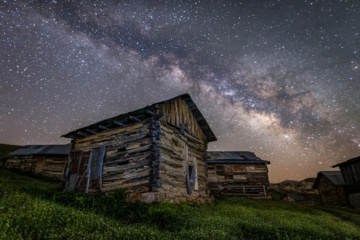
left=1, top=0, right=359, bottom=182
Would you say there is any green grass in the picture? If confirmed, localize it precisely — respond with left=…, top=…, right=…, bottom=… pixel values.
left=1, top=168, right=360, bottom=240
left=0, top=144, right=22, bottom=157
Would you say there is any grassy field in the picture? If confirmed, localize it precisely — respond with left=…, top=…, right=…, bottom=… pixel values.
left=0, top=168, right=359, bottom=240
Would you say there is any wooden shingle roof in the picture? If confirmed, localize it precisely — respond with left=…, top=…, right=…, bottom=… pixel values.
left=332, top=156, right=360, bottom=168
left=313, top=171, right=345, bottom=189
left=8, top=145, right=71, bottom=156
left=62, top=94, right=217, bottom=142
left=207, top=151, right=270, bottom=164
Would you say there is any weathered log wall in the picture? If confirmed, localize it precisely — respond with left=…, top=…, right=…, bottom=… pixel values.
left=5, top=155, right=36, bottom=172
left=156, top=122, right=211, bottom=203
left=70, top=122, right=153, bottom=193
left=318, top=175, right=348, bottom=205
left=158, top=98, right=206, bottom=141
left=207, top=163, right=270, bottom=197
left=4, top=155, right=66, bottom=180
left=40, top=156, right=67, bottom=180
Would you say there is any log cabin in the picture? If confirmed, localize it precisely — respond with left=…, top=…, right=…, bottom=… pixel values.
left=207, top=151, right=270, bottom=198
left=61, top=94, right=217, bottom=204
left=6, top=145, right=71, bottom=180
left=312, top=171, right=348, bottom=205
left=333, top=156, right=360, bottom=208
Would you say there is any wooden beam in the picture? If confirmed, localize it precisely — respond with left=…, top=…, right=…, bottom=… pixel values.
left=146, top=110, right=154, bottom=116
left=196, top=116, right=205, bottom=121
left=98, top=125, right=110, bottom=130
left=180, top=123, right=185, bottom=135
left=129, top=115, right=141, bottom=123
left=67, top=134, right=77, bottom=139
left=113, top=120, right=125, bottom=127
left=86, top=129, right=97, bottom=134
left=154, top=112, right=165, bottom=120
left=77, top=131, right=88, bottom=137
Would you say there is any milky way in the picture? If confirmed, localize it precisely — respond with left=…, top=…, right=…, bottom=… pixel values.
left=1, top=0, right=360, bottom=182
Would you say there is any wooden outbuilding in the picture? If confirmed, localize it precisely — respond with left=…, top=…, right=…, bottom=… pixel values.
left=6, top=145, right=71, bottom=180
left=281, top=193, right=318, bottom=205
left=333, top=156, right=360, bottom=208
left=207, top=151, right=270, bottom=198
left=312, top=171, right=347, bottom=205
left=62, top=94, right=217, bottom=204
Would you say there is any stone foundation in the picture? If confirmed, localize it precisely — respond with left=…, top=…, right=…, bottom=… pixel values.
left=349, top=193, right=360, bottom=208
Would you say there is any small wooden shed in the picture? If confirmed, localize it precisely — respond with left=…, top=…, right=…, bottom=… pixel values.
left=6, top=145, right=71, bottom=180
left=333, top=156, right=360, bottom=208
left=62, top=94, right=217, bottom=204
left=207, top=151, right=270, bottom=198
left=312, top=171, right=347, bottom=205
left=281, top=193, right=318, bottom=205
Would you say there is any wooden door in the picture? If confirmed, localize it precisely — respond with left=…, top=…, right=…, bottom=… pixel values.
left=185, top=145, right=199, bottom=194
left=88, top=147, right=106, bottom=190
left=64, top=150, right=91, bottom=192
left=64, top=147, right=106, bottom=193
left=34, top=156, right=45, bottom=173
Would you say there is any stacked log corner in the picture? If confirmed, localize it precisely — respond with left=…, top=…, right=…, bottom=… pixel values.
left=153, top=97, right=212, bottom=203
left=154, top=121, right=211, bottom=204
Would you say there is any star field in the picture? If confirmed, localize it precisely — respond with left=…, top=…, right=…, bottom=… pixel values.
left=1, top=0, right=360, bottom=182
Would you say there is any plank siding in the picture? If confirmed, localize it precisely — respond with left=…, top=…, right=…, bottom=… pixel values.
left=158, top=98, right=206, bottom=141
left=5, top=156, right=36, bottom=172
left=208, top=163, right=270, bottom=198
left=5, top=155, right=67, bottom=180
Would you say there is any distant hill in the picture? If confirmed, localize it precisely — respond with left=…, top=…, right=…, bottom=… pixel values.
left=274, top=178, right=316, bottom=185
left=270, top=178, right=319, bottom=199
left=0, top=144, right=22, bottom=157
left=301, top=178, right=316, bottom=183
left=280, top=180, right=299, bottom=183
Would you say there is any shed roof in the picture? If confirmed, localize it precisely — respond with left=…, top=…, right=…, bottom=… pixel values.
left=313, top=171, right=345, bottom=189
left=62, top=94, right=217, bottom=142
left=332, top=156, right=360, bottom=168
left=8, top=145, right=71, bottom=156
left=283, top=193, right=307, bottom=201
left=207, top=151, right=270, bottom=164
left=281, top=193, right=315, bottom=201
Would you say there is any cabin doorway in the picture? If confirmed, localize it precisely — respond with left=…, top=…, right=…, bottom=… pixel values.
left=185, top=145, right=198, bottom=194
left=64, top=147, right=106, bottom=193
left=34, top=156, right=45, bottom=173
